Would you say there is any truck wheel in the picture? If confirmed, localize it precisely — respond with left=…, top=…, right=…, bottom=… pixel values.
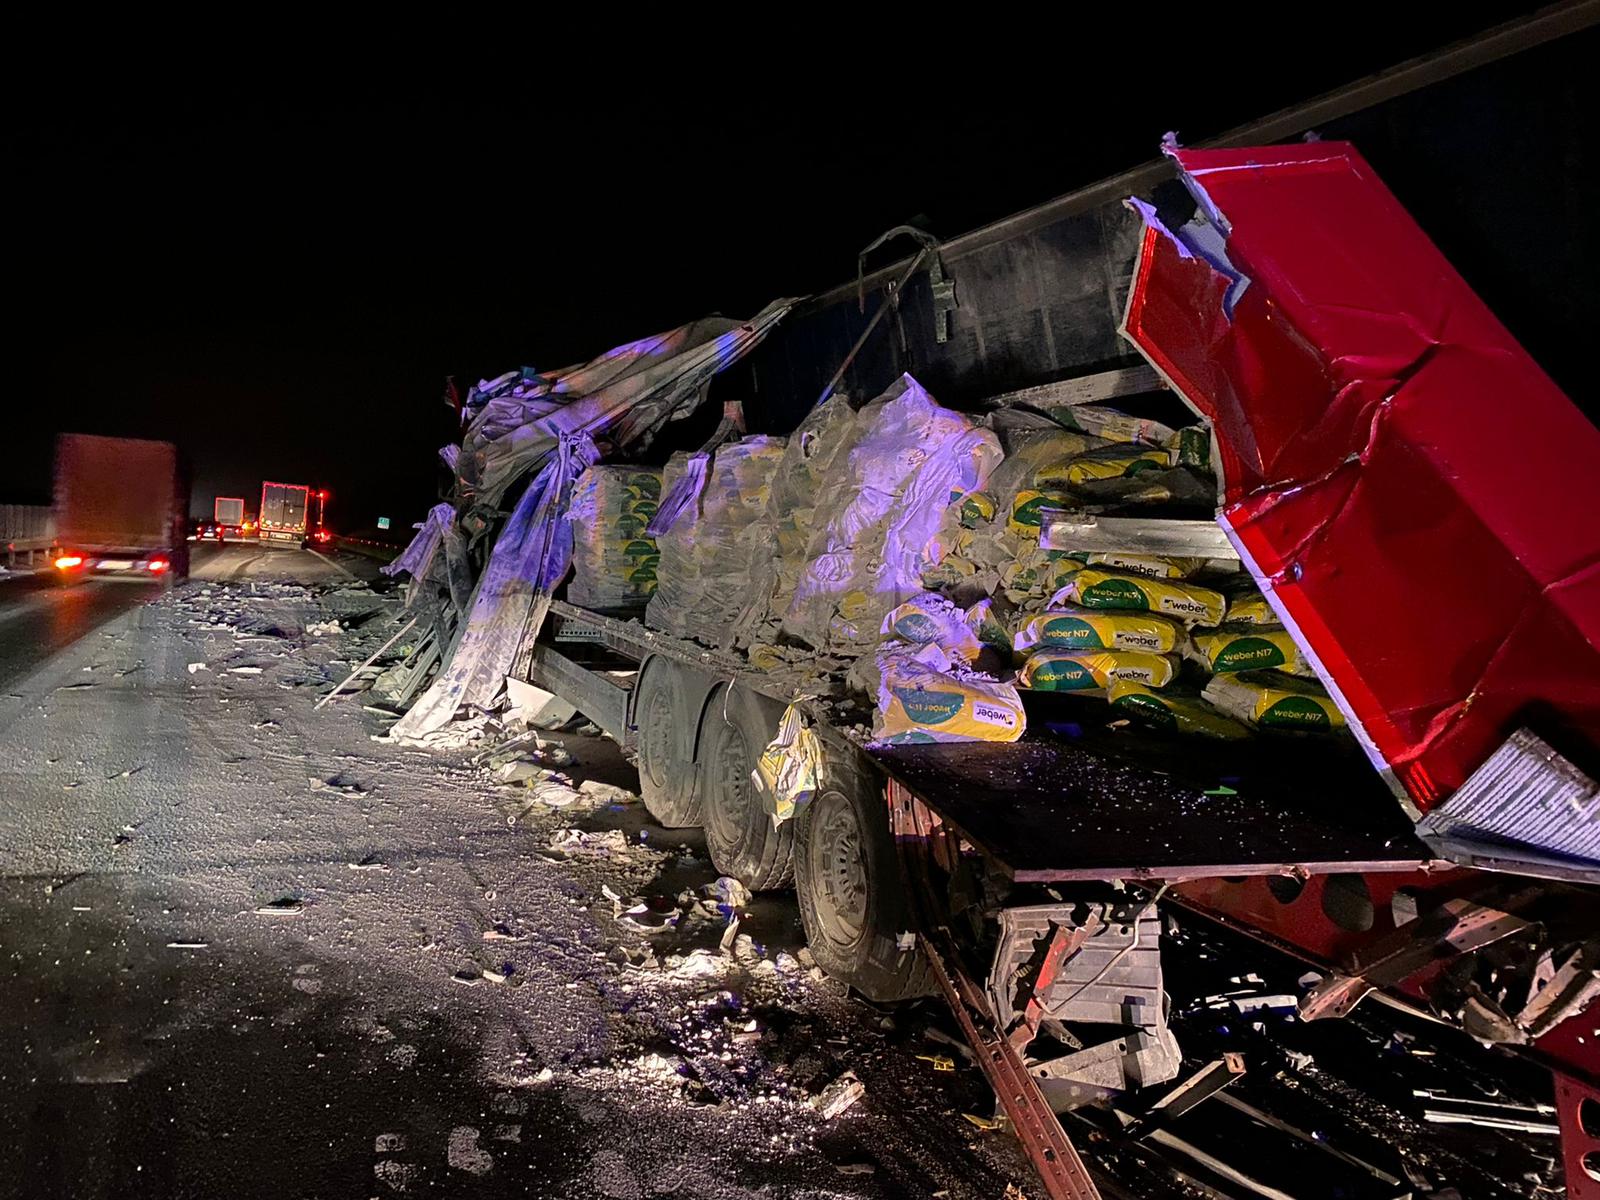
left=699, top=685, right=794, bottom=891
left=634, top=658, right=703, bottom=828
left=796, top=754, right=933, bottom=1002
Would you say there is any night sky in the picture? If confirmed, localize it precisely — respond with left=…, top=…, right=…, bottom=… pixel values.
left=7, top=10, right=1573, bottom=532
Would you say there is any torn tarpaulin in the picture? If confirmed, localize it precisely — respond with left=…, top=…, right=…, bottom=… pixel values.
left=384, top=301, right=795, bottom=739
left=1121, top=141, right=1600, bottom=816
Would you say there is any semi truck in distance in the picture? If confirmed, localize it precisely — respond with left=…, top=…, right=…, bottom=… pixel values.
left=51, top=434, right=185, bottom=582
left=258, top=481, right=310, bottom=547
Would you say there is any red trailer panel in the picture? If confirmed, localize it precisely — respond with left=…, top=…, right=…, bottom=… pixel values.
left=1121, top=141, right=1600, bottom=815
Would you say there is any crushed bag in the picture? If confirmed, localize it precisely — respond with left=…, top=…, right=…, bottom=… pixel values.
left=1046, top=405, right=1176, bottom=445
left=1018, top=648, right=1178, bottom=691
left=1191, top=626, right=1311, bottom=676
left=566, top=465, right=663, bottom=611
left=1221, top=586, right=1277, bottom=627
left=1013, top=607, right=1183, bottom=655
left=882, top=592, right=982, bottom=663
left=1106, top=681, right=1249, bottom=739
left=869, top=645, right=1025, bottom=745
left=752, top=703, right=825, bottom=827
left=1051, top=568, right=1226, bottom=627
left=1202, top=672, right=1346, bottom=732
left=964, top=595, right=1015, bottom=652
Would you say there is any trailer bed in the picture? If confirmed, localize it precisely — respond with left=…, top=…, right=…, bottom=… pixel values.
left=872, top=725, right=1435, bottom=882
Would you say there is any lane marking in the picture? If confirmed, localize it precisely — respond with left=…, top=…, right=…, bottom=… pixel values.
left=306, top=548, right=357, bottom=581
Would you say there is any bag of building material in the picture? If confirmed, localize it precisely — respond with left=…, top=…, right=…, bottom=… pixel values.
left=1013, top=607, right=1183, bottom=655
left=1053, top=406, right=1174, bottom=445
left=881, top=592, right=982, bottom=663
left=865, top=644, right=1025, bottom=745
left=1190, top=626, right=1313, bottom=676
left=1006, top=489, right=1076, bottom=538
left=1220, top=584, right=1277, bottom=627
left=999, top=545, right=1083, bottom=607
left=1018, top=648, right=1178, bottom=692
left=1037, top=443, right=1176, bottom=488
left=1165, top=425, right=1212, bottom=470
left=784, top=375, right=1001, bottom=656
left=963, top=595, right=1015, bottom=652
left=1063, top=551, right=1207, bottom=580
left=729, top=394, right=864, bottom=649
left=566, top=465, right=664, bottom=612
left=646, top=436, right=787, bottom=644
left=1051, top=568, right=1226, bottom=627
left=1106, top=680, right=1250, bottom=739
left=1072, top=466, right=1216, bottom=508
left=1202, top=671, right=1346, bottom=732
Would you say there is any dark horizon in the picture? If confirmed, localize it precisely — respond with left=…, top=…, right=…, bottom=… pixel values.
left=8, top=9, right=1583, bottom=532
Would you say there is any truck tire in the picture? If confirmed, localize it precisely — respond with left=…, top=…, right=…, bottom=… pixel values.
left=633, top=657, right=703, bottom=828
left=795, top=753, right=934, bottom=1002
left=699, top=685, right=794, bottom=890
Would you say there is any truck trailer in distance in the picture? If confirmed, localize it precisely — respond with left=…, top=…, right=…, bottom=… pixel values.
left=213, top=495, right=245, bottom=534
left=51, top=434, right=185, bottom=582
left=258, top=481, right=310, bottom=547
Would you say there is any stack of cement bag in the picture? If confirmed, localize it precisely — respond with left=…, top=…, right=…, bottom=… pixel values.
left=727, top=394, right=861, bottom=659
left=783, top=374, right=1001, bottom=657
left=646, top=436, right=786, bottom=647
left=565, top=465, right=663, bottom=614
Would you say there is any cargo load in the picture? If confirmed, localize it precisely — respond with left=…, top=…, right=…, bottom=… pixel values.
left=646, top=436, right=786, bottom=645
left=784, top=375, right=1000, bottom=656
left=862, top=644, right=1026, bottom=745
left=566, top=465, right=663, bottom=613
left=1017, top=648, right=1179, bottom=692
left=1050, top=568, right=1226, bottom=627
left=1202, top=671, right=1347, bottom=732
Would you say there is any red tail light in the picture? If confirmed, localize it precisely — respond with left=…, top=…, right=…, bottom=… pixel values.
left=148, top=558, right=170, bottom=574
left=54, top=555, right=83, bottom=569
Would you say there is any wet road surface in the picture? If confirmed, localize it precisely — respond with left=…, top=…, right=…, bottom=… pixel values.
left=0, top=543, right=380, bottom=693
left=0, top=556, right=1026, bottom=1200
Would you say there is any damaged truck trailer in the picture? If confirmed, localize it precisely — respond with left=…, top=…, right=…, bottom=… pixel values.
left=383, top=19, right=1600, bottom=1200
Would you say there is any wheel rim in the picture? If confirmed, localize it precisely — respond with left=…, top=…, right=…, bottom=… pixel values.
left=808, top=791, right=867, bottom=947
left=706, top=712, right=752, bottom=850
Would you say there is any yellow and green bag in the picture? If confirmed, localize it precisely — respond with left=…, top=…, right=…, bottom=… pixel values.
left=1012, top=606, right=1183, bottom=655
left=1051, top=568, right=1226, bottom=627
left=1037, top=443, right=1174, bottom=487
left=872, top=650, right=1026, bottom=744
left=1192, top=626, right=1310, bottom=676
left=1018, top=649, right=1178, bottom=692
left=1066, top=551, right=1207, bottom=580
left=1202, top=672, right=1346, bottom=732
left=1106, top=680, right=1250, bottom=739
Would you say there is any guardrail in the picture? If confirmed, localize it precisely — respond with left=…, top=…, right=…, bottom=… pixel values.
left=2, top=505, right=54, bottom=567
left=332, top=534, right=402, bottom=563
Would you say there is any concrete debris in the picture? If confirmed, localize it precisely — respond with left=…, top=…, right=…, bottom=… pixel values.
left=503, top=676, right=578, bottom=730
left=811, top=1070, right=865, bottom=1119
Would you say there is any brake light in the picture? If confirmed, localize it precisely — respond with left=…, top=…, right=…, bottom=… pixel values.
left=148, top=558, right=170, bottom=574
left=54, top=555, right=83, bottom=569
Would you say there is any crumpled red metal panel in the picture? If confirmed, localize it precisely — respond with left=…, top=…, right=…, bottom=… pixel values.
left=1123, top=142, right=1600, bottom=810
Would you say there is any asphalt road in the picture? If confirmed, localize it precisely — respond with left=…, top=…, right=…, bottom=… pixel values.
left=0, top=542, right=383, bottom=693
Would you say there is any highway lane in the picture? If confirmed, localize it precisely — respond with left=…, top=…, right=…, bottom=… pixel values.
left=0, top=543, right=384, bottom=693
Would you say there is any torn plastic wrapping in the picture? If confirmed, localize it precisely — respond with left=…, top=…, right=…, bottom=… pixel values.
left=384, top=302, right=794, bottom=738
left=783, top=374, right=1001, bottom=656
left=1121, top=141, right=1600, bottom=814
